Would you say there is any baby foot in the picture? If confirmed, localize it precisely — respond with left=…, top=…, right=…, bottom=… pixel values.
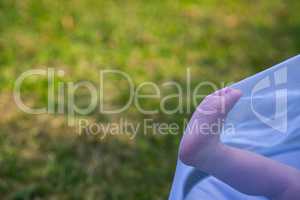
left=179, top=87, right=242, bottom=169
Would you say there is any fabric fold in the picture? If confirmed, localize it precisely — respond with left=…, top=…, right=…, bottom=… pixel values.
left=169, top=55, right=300, bottom=200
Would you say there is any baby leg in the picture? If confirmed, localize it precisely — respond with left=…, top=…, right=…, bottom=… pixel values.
left=179, top=88, right=300, bottom=199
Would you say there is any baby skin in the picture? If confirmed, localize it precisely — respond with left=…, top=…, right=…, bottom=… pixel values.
left=179, top=88, right=300, bottom=200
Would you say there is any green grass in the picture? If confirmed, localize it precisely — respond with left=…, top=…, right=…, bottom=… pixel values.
left=1, top=0, right=300, bottom=199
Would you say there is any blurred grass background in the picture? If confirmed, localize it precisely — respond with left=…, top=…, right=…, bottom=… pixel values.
left=1, top=0, right=300, bottom=199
